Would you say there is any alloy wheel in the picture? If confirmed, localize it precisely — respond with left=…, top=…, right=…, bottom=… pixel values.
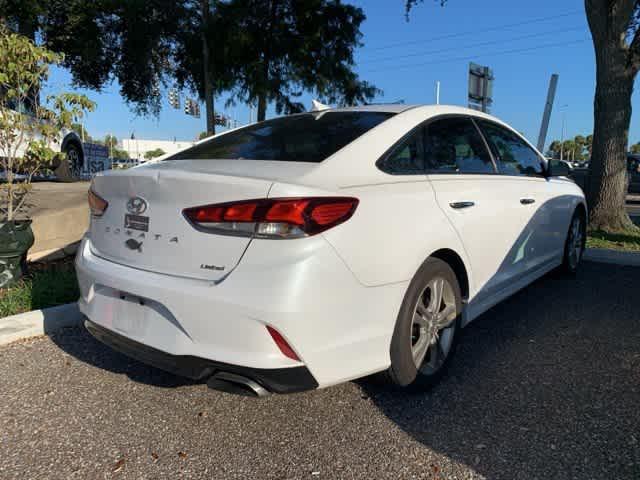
left=567, top=215, right=584, bottom=270
left=67, top=147, right=82, bottom=179
left=410, top=276, right=457, bottom=375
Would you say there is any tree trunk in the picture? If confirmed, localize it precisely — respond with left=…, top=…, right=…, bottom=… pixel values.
left=256, top=0, right=276, bottom=123
left=201, top=0, right=215, bottom=135
left=257, top=94, right=267, bottom=122
left=585, top=0, right=637, bottom=231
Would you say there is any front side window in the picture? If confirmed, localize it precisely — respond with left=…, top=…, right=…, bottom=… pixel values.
left=167, top=111, right=395, bottom=163
left=424, top=117, right=495, bottom=174
left=377, top=129, right=425, bottom=175
left=478, top=120, right=544, bottom=176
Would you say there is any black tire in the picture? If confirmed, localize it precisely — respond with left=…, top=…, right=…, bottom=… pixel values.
left=387, top=257, right=462, bottom=391
left=560, top=208, right=586, bottom=274
left=55, top=142, right=83, bottom=182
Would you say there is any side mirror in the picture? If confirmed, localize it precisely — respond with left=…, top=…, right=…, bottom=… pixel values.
left=548, top=159, right=572, bottom=177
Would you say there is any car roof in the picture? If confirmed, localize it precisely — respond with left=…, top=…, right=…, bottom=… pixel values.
left=324, top=104, right=510, bottom=128
left=323, top=103, right=495, bottom=117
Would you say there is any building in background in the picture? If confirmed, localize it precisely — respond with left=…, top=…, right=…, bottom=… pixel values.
left=120, top=138, right=196, bottom=163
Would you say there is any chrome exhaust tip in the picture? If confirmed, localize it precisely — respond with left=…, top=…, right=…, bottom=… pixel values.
left=206, top=371, right=270, bottom=397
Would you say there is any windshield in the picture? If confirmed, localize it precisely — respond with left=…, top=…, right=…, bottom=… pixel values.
left=167, top=111, right=395, bottom=163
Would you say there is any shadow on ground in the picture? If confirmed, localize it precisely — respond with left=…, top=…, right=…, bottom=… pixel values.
left=360, top=261, right=640, bottom=479
left=50, top=262, right=640, bottom=478
left=51, top=321, right=196, bottom=389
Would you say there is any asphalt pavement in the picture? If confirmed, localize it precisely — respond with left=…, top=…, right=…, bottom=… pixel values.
left=1, top=261, right=639, bottom=479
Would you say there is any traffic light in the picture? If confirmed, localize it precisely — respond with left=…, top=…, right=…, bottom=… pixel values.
left=168, top=89, right=180, bottom=109
left=184, top=98, right=201, bottom=118
left=214, top=113, right=229, bottom=127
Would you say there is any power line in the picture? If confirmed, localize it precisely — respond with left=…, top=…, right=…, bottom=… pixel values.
left=360, top=26, right=586, bottom=65
left=365, top=10, right=583, bottom=52
left=363, top=38, right=589, bottom=73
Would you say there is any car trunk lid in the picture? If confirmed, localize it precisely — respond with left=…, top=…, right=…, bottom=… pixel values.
left=89, top=161, right=287, bottom=281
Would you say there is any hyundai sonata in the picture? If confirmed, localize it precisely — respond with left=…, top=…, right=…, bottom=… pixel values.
left=76, top=104, right=586, bottom=396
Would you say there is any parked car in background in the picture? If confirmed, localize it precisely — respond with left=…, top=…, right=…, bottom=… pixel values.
left=627, top=154, right=640, bottom=194
left=4, top=99, right=87, bottom=181
left=571, top=154, right=640, bottom=196
left=77, top=105, right=586, bottom=396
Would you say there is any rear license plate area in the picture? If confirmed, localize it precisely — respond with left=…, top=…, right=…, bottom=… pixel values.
left=113, top=292, right=146, bottom=335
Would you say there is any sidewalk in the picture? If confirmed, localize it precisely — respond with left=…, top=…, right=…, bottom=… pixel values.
left=26, top=182, right=89, bottom=261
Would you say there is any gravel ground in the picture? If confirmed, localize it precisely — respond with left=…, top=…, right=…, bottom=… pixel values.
left=1, top=261, right=639, bottom=479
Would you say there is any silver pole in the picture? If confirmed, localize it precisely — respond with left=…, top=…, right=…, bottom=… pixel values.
left=435, top=81, right=441, bottom=105
left=536, top=73, right=558, bottom=153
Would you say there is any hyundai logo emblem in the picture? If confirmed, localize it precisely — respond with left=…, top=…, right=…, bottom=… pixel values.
left=126, top=196, right=148, bottom=215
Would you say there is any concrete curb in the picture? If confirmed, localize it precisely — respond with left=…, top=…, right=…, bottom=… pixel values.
left=584, top=248, right=640, bottom=266
left=0, top=302, right=83, bottom=347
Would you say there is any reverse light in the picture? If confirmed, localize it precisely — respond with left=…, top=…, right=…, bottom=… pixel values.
left=88, top=188, right=108, bottom=217
left=266, top=326, right=300, bottom=361
left=183, top=197, right=358, bottom=239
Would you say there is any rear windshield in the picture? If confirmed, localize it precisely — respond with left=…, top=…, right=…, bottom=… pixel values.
left=167, top=111, right=395, bottom=163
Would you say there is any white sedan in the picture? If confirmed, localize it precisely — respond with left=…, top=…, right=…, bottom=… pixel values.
left=76, top=104, right=586, bottom=396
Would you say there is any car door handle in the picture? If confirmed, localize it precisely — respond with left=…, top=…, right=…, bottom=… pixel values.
left=449, top=201, right=475, bottom=209
left=520, top=198, right=536, bottom=205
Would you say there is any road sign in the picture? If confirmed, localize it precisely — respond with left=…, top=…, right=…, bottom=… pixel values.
left=468, top=63, right=494, bottom=113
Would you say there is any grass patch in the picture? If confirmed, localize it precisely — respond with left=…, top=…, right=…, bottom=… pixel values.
left=587, top=229, right=640, bottom=252
left=0, top=260, right=78, bottom=318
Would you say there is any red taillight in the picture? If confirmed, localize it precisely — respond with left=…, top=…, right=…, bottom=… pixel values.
left=266, top=326, right=300, bottom=361
left=183, top=197, right=358, bottom=238
left=88, top=189, right=108, bottom=217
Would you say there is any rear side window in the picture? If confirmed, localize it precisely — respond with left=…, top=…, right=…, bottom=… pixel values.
left=424, top=117, right=495, bottom=174
left=377, top=129, right=425, bottom=175
left=167, top=112, right=394, bottom=163
left=478, top=120, right=544, bottom=176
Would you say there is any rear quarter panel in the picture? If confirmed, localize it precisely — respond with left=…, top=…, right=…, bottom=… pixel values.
left=320, top=180, right=472, bottom=288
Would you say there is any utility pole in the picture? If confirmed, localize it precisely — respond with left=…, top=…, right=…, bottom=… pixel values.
left=481, top=66, right=489, bottom=113
left=536, top=73, right=558, bottom=153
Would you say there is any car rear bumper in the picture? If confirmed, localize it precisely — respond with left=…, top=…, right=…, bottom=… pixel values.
left=84, top=319, right=318, bottom=394
left=76, top=234, right=407, bottom=388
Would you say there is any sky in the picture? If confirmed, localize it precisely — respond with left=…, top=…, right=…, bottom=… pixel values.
left=44, top=0, right=639, bottom=151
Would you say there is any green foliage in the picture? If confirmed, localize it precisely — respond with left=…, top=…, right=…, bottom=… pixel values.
left=630, top=142, right=640, bottom=154
left=198, top=131, right=210, bottom=140
left=103, top=134, right=118, bottom=148
left=0, top=27, right=95, bottom=220
left=0, top=263, right=79, bottom=317
left=219, top=0, right=380, bottom=120
left=547, top=135, right=593, bottom=161
left=587, top=229, right=640, bottom=251
left=105, top=138, right=131, bottom=159
left=2, top=1, right=379, bottom=122
left=70, top=122, right=91, bottom=142
left=144, top=148, right=166, bottom=160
